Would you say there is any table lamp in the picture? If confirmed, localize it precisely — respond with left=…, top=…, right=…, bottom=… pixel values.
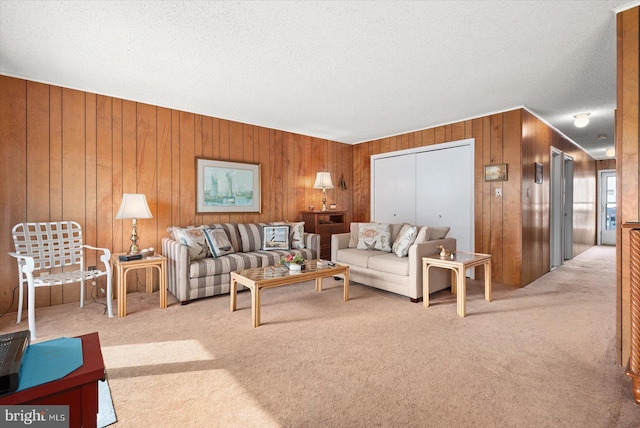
left=115, top=194, right=153, bottom=254
left=313, top=172, right=334, bottom=211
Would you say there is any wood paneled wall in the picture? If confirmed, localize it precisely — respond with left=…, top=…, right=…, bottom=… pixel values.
left=353, top=108, right=596, bottom=287
left=617, top=6, right=639, bottom=366
left=0, top=76, right=353, bottom=312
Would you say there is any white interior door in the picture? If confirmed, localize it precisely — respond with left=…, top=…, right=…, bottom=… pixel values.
left=373, top=154, right=416, bottom=224
left=599, top=170, right=616, bottom=245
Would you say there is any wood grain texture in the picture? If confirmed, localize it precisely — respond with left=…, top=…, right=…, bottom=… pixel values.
left=0, top=77, right=351, bottom=312
left=617, top=6, right=640, bottom=367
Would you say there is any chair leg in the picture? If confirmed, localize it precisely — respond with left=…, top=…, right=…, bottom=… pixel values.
left=106, top=270, right=113, bottom=318
left=25, top=272, right=36, bottom=339
left=16, top=276, right=23, bottom=324
left=80, top=278, right=85, bottom=308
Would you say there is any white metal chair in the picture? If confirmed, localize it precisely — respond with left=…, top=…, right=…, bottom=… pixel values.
left=8, top=221, right=113, bottom=338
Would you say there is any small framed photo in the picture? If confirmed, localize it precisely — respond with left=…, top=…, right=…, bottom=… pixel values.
left=535, top=162, right=543, bottom=184
left=484, top=164, right=508, bottom=182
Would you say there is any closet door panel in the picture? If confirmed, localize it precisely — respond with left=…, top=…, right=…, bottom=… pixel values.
left=373, top=155, right=416, bottom=224
left=416, top=145, right=473, bottom=252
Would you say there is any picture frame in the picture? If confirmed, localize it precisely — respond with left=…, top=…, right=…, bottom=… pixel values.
left=196, top=158, right=261, bottom=213
left=484, top=163, right=508, bottom=182
left=535, top=162, right=543, bottom=184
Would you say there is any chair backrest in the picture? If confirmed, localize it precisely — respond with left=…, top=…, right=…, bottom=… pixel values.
left=11, top=221, right=84, bottom=271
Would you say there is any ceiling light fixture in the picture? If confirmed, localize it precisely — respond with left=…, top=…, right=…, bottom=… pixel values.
left=573, top=113, right=590, bottom=128
left=606, top=147, right=615, bottom=157
left=597, top=134, right=607, bottom=139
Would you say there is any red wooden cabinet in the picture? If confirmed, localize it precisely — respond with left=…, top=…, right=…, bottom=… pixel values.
left=0, top=332, right=105, bottom=428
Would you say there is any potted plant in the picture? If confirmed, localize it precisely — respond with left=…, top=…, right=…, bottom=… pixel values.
left=280, top=254, right=305, bottom=271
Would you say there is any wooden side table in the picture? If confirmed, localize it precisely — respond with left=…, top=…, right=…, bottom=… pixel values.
left=111, top=254, right=168, bottom=317
left=300, top=211, right=347, bottom=259
left=422, top=251, right=492, bottom=317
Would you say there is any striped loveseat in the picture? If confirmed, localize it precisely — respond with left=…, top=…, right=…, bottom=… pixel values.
left=162, top=223, right=320, bottom=303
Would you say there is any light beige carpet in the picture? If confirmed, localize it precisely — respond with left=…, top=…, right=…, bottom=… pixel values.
left=1, top=245, right=638, bottom=427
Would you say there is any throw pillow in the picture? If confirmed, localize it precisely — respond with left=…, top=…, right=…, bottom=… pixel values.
left=203, top=228, right=235, bottom=257
left=392, top=224, right=418, bottom=257
left=356, top=223, right=392, bottom=252
left=288, top=221, right=305, bottom=249
left=427, top=226, right=450, bottom=240
left=348, top=222, right=361, bottom=248
left=262, top=225, right=291, bottom=250
left=175, top=227, right=212, bottom=261
left=414, top=227, right=431, bottom=243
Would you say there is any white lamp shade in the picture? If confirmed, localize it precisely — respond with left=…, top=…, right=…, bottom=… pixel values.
left=313, top=172, right=334, bottom=189
left=115, top=194, right=153, bottom=219
left=606, top=147, right=615, bottom=157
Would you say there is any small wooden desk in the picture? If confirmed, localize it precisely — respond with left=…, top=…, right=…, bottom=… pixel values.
left=111, top=254, right=168, bottom=317
left=0, top=332, right=105, bottom=428
left=422, top=251, right=492, bottom=317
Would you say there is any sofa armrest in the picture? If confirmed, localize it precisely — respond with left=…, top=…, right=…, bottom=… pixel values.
left=408, top=238, right=457, bottom=298
left=331, top=233, right=350, bottom=262
left=162, top=237, right=189, bottom=302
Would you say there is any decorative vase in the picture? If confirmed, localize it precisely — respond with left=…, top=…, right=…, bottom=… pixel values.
left=285, top=262, right=303, bottom=271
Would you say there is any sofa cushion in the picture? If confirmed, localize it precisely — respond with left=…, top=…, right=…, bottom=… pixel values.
left=357, top=223, right=392, bottom=252
left=389, top=223, right=406, bottom=243
left=335, top=248, right=380, bottom=268
left=189, top=253, right=263, bottom=278
left=415, top=226, right=451, bottom=242
left=204, top=228, right=235, bottom=257
left=262, top=225, right=290, bottom=250
left=175, top=227, right=212, bottom=261
left=427, top=226, right=450, bottom=240
left=237, top=223, right=267, bottom=252
left=415, top=227, right=431, bottom=243
left=348, top=222, right=360, bottom=248
left=392, top=224, right=418, bottom=257
left=368, top=252, right=410, bottom=276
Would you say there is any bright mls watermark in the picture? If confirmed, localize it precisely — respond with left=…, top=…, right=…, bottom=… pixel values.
left=1, top=406, right=68, bottom=427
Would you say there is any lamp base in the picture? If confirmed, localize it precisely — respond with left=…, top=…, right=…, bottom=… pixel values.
left=128, top=219, right=141, bottom=255
left=321, top=189, right=328, bottom=211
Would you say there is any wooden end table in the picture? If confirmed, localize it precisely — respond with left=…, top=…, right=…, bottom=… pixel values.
left=111, top=254, right=168, bottom=317
left=230, top=260, right=349, bottom=327
left=422, top=251, right=492, bottom=317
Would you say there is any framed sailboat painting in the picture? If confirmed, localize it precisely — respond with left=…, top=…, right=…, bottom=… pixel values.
left=196, top=158, right=261, bottom=213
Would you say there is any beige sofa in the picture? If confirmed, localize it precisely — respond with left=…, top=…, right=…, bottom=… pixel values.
left=331, top=222, right=456, bottom=302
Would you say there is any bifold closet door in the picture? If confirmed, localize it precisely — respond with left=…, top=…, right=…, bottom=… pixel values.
left=415, top=145, right=473, bottom=253
left=373, top=154, right=416, bottom=224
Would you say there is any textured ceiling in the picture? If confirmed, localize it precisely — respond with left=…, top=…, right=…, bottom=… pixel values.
left=1, top=1, right=636, bottom=160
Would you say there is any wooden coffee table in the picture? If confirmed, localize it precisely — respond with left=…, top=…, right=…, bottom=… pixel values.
left=230, top=260, right=349, bottom=327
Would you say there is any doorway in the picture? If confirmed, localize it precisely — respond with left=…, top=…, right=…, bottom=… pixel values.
left=598, top=170, right=616, bottom=245
left=550, top=149, right=574, bottom=270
